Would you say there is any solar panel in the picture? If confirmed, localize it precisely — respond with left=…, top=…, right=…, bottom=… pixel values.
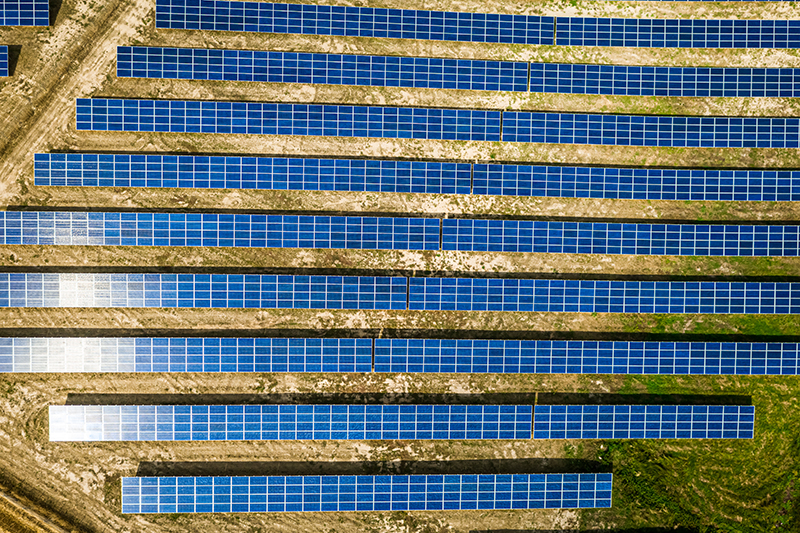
left=49, top=404, right=533, bottom=441
left=34, top=153, right=472, bottom=194
left=441, top=219, right=800, bottom=256
left=75, top=98, right=502, bottom=141
left=0, top=211, right=441, bottom=251
left=117, top=46, right=529, bottom=92
left=409, top=278, right=800, bottom=314
left=472, top=164, right=800, bottom=201
left=501, top=112, right=800, bottom=148
left=533, top=405, right=754, bottom=439
left=154, top=0, right=555, bottom=45
left=555, top=18, right=800, bottom=49
left=0, top=45, right=8, bottom=77
left=0, top=0, right=48, bottom=25
left=532, top=63, right=800, bottom=98
left=374, top=339, right=800, bottom=375
left=0, top=273, right=407, bottom=310
left=121, top=473, right=612, bottom=513
left=0, top=337, right=372, bottom=372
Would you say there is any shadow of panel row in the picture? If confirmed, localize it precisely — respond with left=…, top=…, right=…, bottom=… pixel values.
left=155, top=0, right=800, bottom=49
left=49, top=404, right=754, bottom=442
left=118, top=46, right=800, bottom=99
left=35, top=153, right=800, bottom=202
left=4, top=338, right=800, bottom=375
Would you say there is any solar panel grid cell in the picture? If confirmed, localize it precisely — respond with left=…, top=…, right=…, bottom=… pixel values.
left=117, top=46, right=530, bottom=92
left=76, top=98, right=503, bottom=141
left=0, top=45, right=8, bottom=77
left=121, top=473, right=613, bottom=513
left=0, top=0, right=48, bottom=26
left=373, top=339, right=800, bottom=375
left=49, top=404, right=534, bottom=441
left=532, top=405, right=755, bottom=439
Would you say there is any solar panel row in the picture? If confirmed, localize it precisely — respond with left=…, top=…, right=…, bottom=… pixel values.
left=76, top=99, right=800, bottom=148
left=6, top=338, right=800, bottom=376
left=118, top=46, right=800, bottom=99
left=532, top=405, right=755, bottom=440
left=117, top=47, right=530, bottom=92
left=0, top=0, right=48, bottom=26
left=0, top=45, right=8, bottom=77
left=34, top=153, right=800, bottom=202
left=75, top=99, right=501, bottom=141
left=153, top=1, right=800, bottom=50
left=7, top=211, right=800, bottom=257
left=3, top=274, right=800, bottom=314
left=0, top=212, right=441, bottom=251
left=121, top=474, right=613, bottom=513
left=49, top=405, right=533, bottom=442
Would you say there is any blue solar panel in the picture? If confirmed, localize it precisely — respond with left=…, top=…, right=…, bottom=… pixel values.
left=0, top=0, right=48, bottom=25
left=76, top=98, right=502, bottom=141
left=531, top=63, right=800, bottom=98
left=555, top=18, right=800, bottom=49
left=154, top=0, right=555, bottom=45
left=0, top=273, right=407, bottom=310
left=117, top=46, right=529, bottom=92
left=533, top=405, right=754, bottom=439
left=441, top=219, right=800, bottom=257
left=34, top=154, right=471, bottom=194
left=121, top=473, right=612, bottom=513
left=0, top=211, right=440, bottom=251
left=472, top=164, right=800, bottom=201
left=409, top=278, right=800, bottom=314
left=0, top=337, right=372, bottom=372
left=502, top=112, right=800, bottom=148
left=50, top=404, right=533, bottom=441
left=374, top=339, right=800, bottom=375
left=0, top=46, right=8, bottom=77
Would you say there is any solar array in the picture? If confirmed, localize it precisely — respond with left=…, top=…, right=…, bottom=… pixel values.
left=117, top=46, right=530, bottom=92
left=532, top=405, right=755, bottom=440
left=0, top=45, right=7, bottom=77
left=3, top=274, right=800, bottom=314
left=0, top=0, right=48, bottom=26
left=409, top=278, right=800, bottom=314
left=153, top=1, right=800, bottom=50
left=441, top=219, right=800, bottom=257
left=35, top=153, right=800, bottom=202
left=49, top=405, right=533, bottom=441
left=0, top=337, right=373, bottom=373
left=121, top=473, right=613, bottom=513
left=375, top=339, right=800, bottom=375
left=532, top=63, right=800, bottom=98
left=76, top=98, right=502, bottom=141
left=0, top=211, right=441, bottom=251
left=75, top=99, right=800, bottom=148
left=501, top=113, right=800, bottom=148
left=154, top=0, right=555, bottom=45
left=5, top=338, right=800, bottom=375
left=0, top=273, right=408, bottom=310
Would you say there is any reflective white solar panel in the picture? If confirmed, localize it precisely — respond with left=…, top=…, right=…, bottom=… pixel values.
left=409, top=278, right=800, bottom=314
left=0, top=0, right=48, bottom=25
left=0, top=337, right=372, bottom=372
left=533, top=405, right=754, bottom=439
left=154, top=0, right=555, bottom=45
left=117, top=46, right=530, bottom=92
left=34, top=154, right=472, bottom=194
left=502, top=112, right=800, bottom=148
left=121, top=473, right=612, bottom=513
left=0, top=212, right=441, bottom=251
left=374, top=339, right=800, bottom=375
left=0, top=273, right=407, bottom=310
left=49, top=405, right=533, bottom=441
left=75, top=99, right=502, bottom=141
